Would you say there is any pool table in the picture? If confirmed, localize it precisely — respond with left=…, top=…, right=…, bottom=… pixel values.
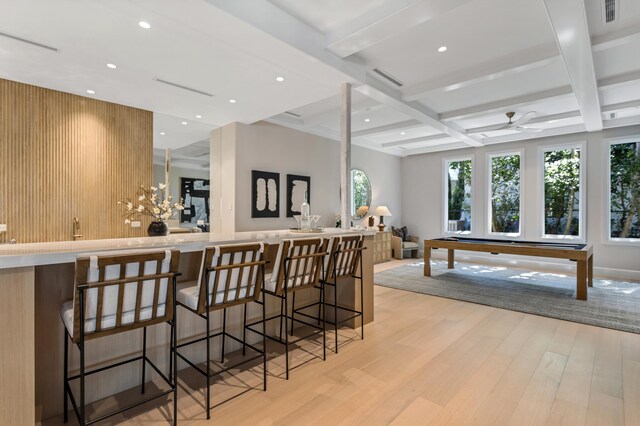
left=423, top=237, right=594, bottom=300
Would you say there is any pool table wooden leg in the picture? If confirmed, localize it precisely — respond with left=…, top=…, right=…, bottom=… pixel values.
left=447, top=249, right=455, bottom=269
left=424, top=246, right=431, bottom=277
left=588, top=254, right=593, bottom=287
left=577, top=259, right=587, bottom=300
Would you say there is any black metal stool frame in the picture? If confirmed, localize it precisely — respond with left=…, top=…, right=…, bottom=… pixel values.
left=63, top=273, right=180, bottom=426
left=293, top=242, right=365, bottom=354
left=245, top=251, right=327, bottom=379
left=175, top=261, right=267, bottom=420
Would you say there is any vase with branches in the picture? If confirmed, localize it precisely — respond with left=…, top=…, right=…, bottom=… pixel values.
left=118, top=183, right=185, bottom=236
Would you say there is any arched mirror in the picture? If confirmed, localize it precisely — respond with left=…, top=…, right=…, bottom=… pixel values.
left=351, top=168, right=371, bottom=219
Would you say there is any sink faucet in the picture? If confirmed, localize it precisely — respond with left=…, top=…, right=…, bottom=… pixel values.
left=73, top=217, right=83, bottom=241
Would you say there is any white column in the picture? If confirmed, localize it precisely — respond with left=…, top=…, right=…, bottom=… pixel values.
left=340, top=83, right=352, bottom=229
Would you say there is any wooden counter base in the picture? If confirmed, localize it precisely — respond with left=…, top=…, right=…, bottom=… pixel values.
left=424, top=237, right=594, bottom=300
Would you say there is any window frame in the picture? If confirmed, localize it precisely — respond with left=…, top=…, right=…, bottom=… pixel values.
left=606, top=137, right=640, bottom=244
left=539, top=142, right=586, bottom=243
left=486, top=149, right=524, bottom=239
left=442, top=155, right=474, bottom=236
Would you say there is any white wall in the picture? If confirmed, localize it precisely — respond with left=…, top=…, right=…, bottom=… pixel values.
left=402, top=125, right=640, bottom=278
left=216, top=121, right=402, bottom=232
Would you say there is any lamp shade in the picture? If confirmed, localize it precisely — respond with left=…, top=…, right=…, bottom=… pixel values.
left=375, top=206, right=392, bottom=217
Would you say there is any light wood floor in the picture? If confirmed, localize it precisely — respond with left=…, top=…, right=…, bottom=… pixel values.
left=44, top=259, right=640, bottom=426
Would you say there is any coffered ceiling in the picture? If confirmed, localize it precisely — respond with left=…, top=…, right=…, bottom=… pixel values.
left=2, top=0, right=640, bottom=156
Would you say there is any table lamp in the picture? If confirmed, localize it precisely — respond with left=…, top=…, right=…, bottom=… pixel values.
left=375, top=206, right=392, bottom=231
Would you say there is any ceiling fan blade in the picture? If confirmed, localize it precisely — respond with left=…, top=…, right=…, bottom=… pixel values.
left=516, top=125, right=542, bottom=133
left=512, top=111, right=537, bottom=126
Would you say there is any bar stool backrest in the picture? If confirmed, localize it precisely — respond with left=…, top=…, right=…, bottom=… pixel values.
left=325, top=235, right=365, bottom=280
left=73, top=248, right=180, bottom=342
left=270, top=238, right=327, bottom=295
left=195, top=242, right=266, bottom=314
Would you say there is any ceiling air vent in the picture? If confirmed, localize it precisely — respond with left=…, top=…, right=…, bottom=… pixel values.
left=603, top=0, right=618, bottom=23
left=284, top=111, right=302, bottom=118
left=0, top=31, right=59, bottom=52
left=153, top=78, right=214, bottom=97
left=372, top=68, right=404, bottom=87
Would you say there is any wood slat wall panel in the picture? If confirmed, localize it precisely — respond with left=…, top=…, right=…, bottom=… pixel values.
left=0, top=78, right=152, bottom=243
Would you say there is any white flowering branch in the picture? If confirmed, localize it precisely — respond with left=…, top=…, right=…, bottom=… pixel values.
left=118, top=183, right=185, bottom=224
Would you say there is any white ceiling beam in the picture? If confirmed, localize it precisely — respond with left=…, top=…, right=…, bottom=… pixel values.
left=603, top=115, right=640, bottom=129
left=402, top=43, right=560, bottom=101
left=357, top=81, right=483, bottom=147
left=441, top=86, right=574, bottom=121
left=401, top=27, right=640, bottom=103
left=601, top=99, right=640, bottom=113
left=591, top=26, right=640, bottom=53
left=598, top=70, right=640, bottom=89
left=403, top=142, right=469, bottom=156
left=381, top=133, right=449, bottom=148
left=465, top=110, right=582, bottom=134
left=207, top=0, right=482, bottom=148
left=326, top=0, right=473, bottom=58
left=542, top=0, right=602, bottom=131
left=352, top=119, right=422, bottom=138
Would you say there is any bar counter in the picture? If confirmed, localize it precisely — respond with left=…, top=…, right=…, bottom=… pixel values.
left=0, top=228, right=375, bottom=424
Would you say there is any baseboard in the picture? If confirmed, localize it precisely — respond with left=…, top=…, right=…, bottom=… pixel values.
left=428, top=250, right=640, bottom=281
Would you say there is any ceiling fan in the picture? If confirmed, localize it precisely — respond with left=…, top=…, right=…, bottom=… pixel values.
left=500, top=111, right=542, bottom=133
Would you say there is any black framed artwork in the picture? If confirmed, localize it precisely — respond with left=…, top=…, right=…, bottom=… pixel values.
left=286, top=174, right=311, bottom=217
left=251, top=170, right=280, bottom=218
left=180, top=177, right=210, bottom=229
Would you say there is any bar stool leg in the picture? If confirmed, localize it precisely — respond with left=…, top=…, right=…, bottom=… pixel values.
left=205, top=309, right=211, bottom=420
left=284, top=290, right=289, bottom=380
left=221, top=308, right=227, bottom=363
left=290, top=292, right=296, bottom=337
left=242, top=304, right=247, bottom=356
left=141, top=327, right=147, bottom=394
left=360, top=259, right=364, bottom=340
left=321, top=283, right=326, bottom=361
left=63, top=330, right=68, bottom=423
left=172, top=316, right=178, bottom=426
left=334, top=278, right=339, bottom=354
left=79, top=341, right=85, bottom=425
left=262, top=293, right=267, bottom=391
left=279, top=297, right=284, bottom=342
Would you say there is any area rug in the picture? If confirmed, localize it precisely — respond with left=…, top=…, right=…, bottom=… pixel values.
left=374, top=261, right=640, bottom=334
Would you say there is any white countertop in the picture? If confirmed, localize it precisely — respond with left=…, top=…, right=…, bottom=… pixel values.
left=0, top=228, right=375, bottom=269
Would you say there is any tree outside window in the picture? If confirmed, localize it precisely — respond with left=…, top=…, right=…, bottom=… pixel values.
left=489, top=154, right=521, bottom=234
left=543, top=148, right=581, bottom=237
left=610, top=141, right=640, bottom=240
left=446, top=159, right=472, bottom=233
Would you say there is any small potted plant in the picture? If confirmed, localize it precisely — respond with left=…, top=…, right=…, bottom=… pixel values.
left=119, top=183, right=185, bottom=236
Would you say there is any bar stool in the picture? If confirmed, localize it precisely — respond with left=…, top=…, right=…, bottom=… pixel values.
left=295, top=235, right=365, bottom=354
left=61, top=248, right=181, bottom=425
left=246, top=237, right=328, bottom=379
left=174, top=242, right=267, bottom=420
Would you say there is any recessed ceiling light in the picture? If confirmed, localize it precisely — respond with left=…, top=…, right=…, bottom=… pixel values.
left=195, top=114, right=202, bottom=119
left=400, top=131, right=406, bottom=135
left=86, top=89, right=95, bottom=94
left=138, top=21, right=151, bottom=29
left=229, top=99, right=237, bottom=103
left=364, top=118, right=371, bottom=122
left=181, top=121, right=188, bottom=125
left=276, top=76, right=285, bottom=82
left=438, top=46, right=447, bottom=52
left=160, top=132, right=165, bottom=135
left=106, top=63, right=117, bottom=69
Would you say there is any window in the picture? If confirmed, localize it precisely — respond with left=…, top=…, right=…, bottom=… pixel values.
left=488, top=152, right=521, bottom=236
left=542, top=145, right=583, bottom=239
left=444, top=158, right=472, bottom=233
left=609, top=140, right=640, bottom=241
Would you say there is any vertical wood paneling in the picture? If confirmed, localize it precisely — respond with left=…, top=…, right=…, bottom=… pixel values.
left=0, top=78, right=152, bottom=243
